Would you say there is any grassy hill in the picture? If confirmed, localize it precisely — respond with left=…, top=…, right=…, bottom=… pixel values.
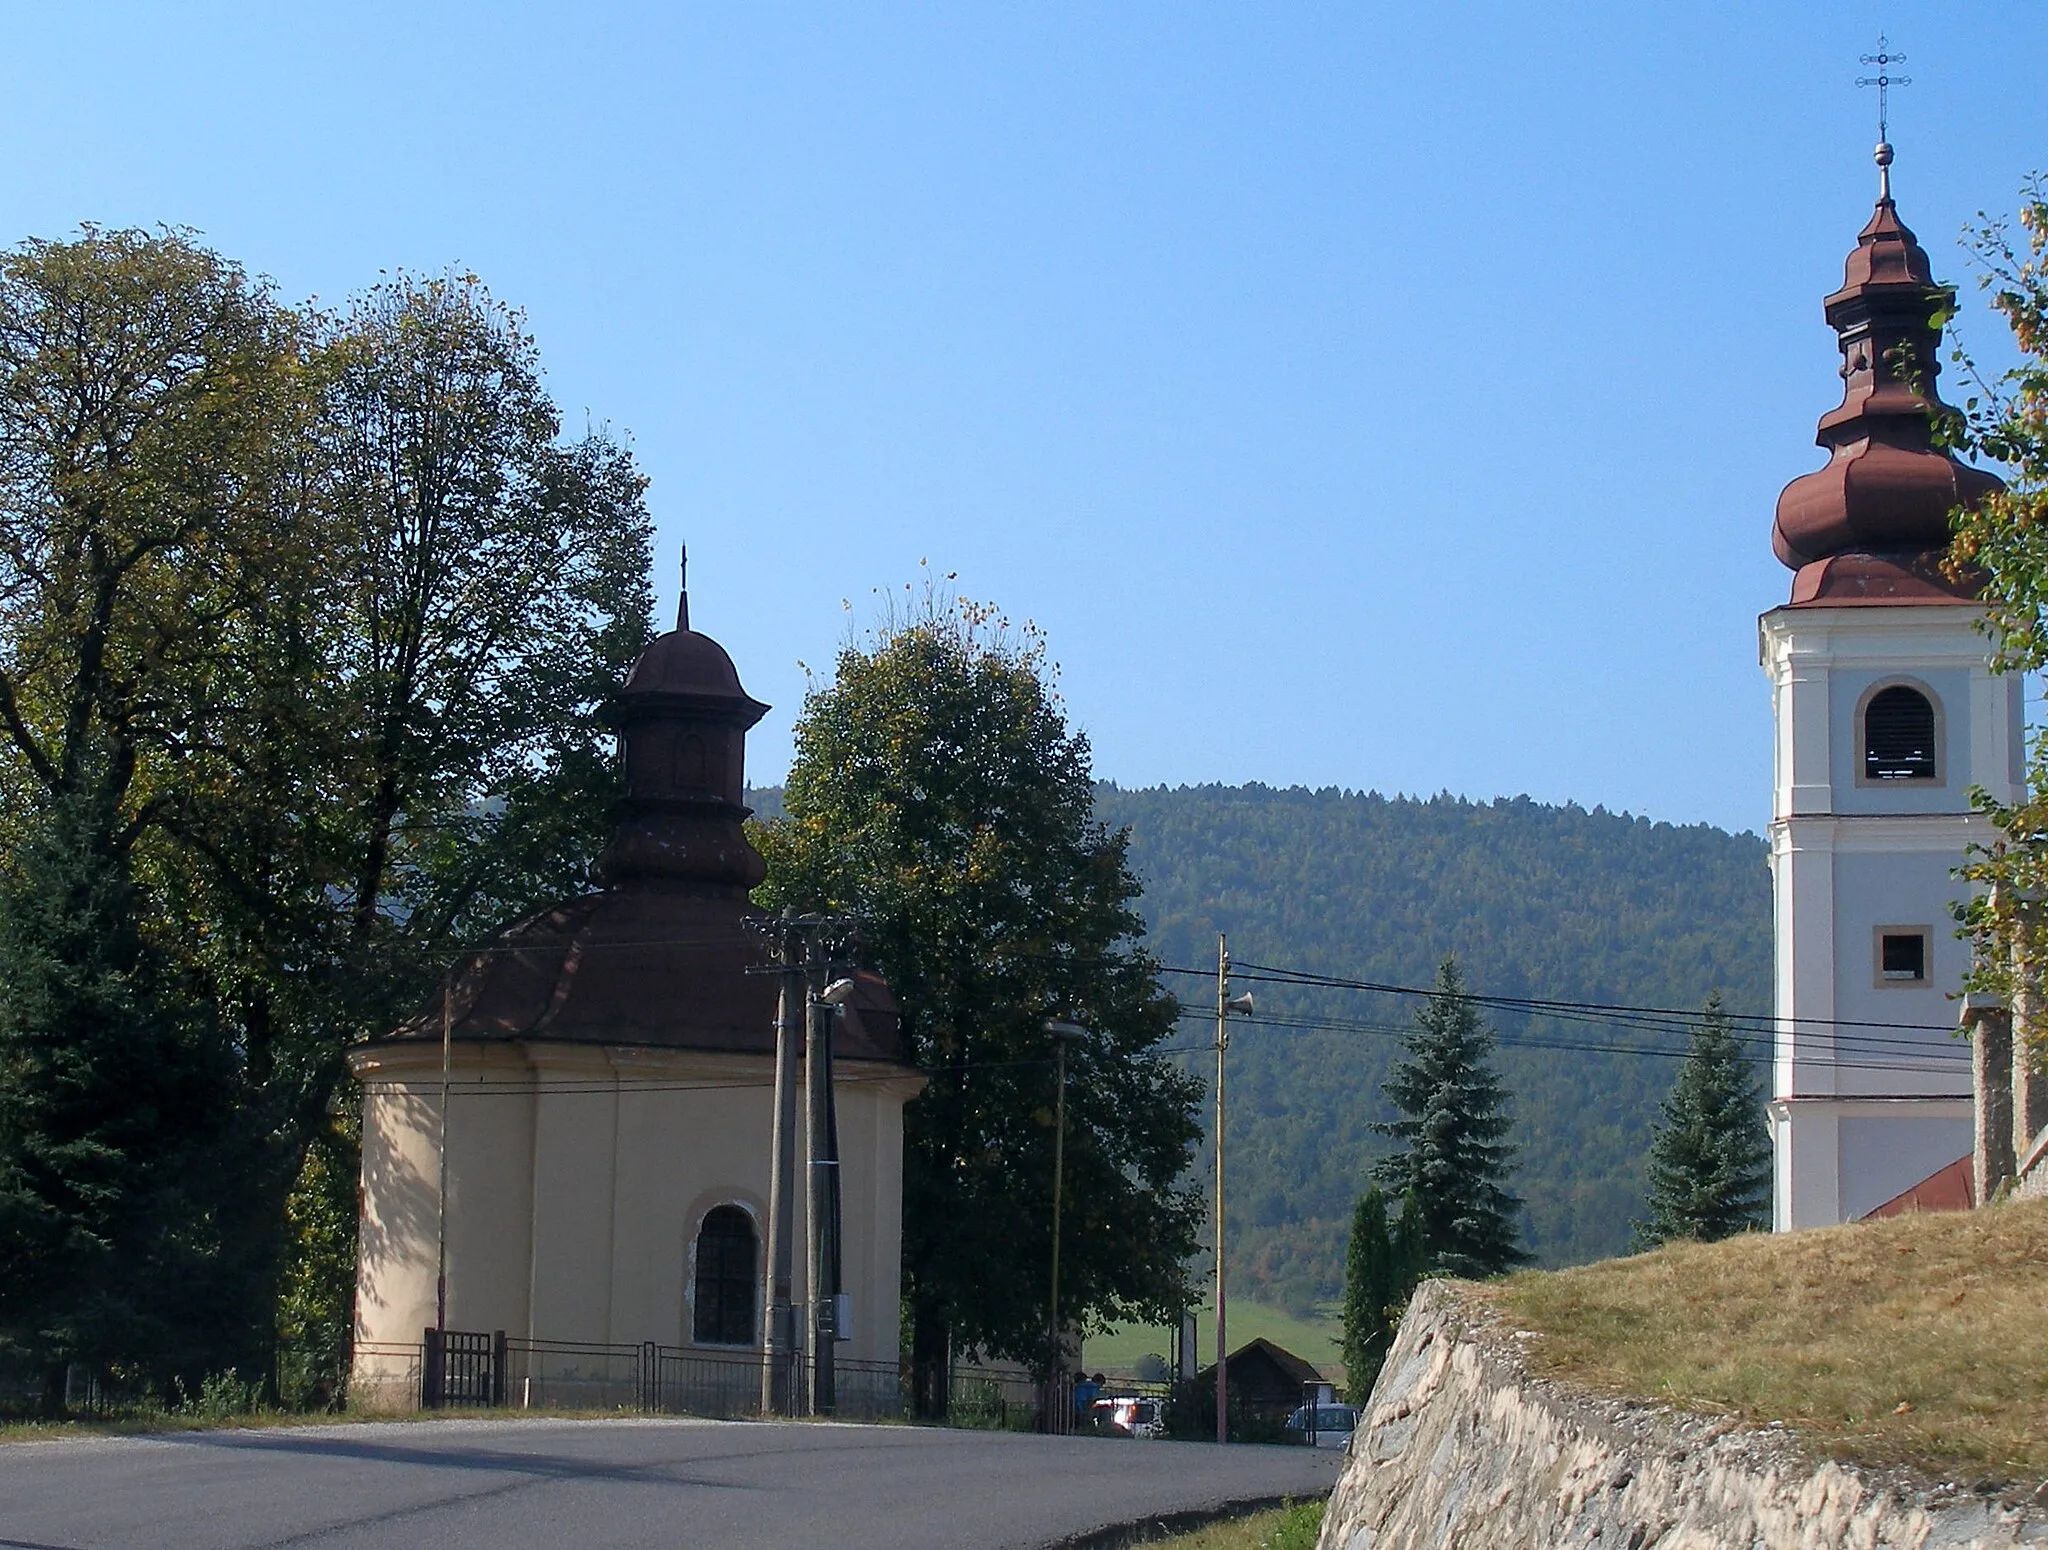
left=1485, top=1201, right=2048, bottom=1482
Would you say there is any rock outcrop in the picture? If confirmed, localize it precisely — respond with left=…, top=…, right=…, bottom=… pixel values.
left=1317, top=1280, right=2048, bottom=1550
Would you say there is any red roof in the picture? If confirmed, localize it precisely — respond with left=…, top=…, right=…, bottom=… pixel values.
left=1861, top=1155, right=1974, bottom=1219
left=1771, top=182, right=2002, bottom=607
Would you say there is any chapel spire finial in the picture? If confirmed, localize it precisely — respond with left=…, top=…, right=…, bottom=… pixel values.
left=678, top=544, right=690, bottom=632
left=1857, top=35, right=1910, bottom=203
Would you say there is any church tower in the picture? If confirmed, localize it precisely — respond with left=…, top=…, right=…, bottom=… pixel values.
left=1762, top=142, right=2023, bottom=1228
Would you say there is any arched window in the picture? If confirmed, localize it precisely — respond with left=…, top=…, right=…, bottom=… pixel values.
left=693, top=1206, right=757, bottom=1346
left=1863, top=686, right=1937, bottom=782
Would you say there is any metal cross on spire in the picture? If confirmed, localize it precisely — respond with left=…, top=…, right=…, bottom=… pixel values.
left=1856, top=35, right=1911, bottom=201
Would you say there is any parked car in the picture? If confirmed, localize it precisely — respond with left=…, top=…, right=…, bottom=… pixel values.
left=1086, top=1394, right=1164, bottom=1439
left=1283, top=1402, right=1358, bottom=1448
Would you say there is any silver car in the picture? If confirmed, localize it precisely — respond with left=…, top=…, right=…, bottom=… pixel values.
left=1283, top=1402, right=1358, bottom=1448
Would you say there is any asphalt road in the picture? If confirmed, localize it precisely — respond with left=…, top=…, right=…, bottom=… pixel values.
left=0, top=1417, right=1343, bottom=1550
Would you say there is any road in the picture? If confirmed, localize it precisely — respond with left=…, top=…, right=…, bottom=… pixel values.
left=0, top=1417, right=1343, bottom=1550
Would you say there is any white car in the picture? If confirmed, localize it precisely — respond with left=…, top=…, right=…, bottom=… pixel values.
left=1283, top=1402, right=1358, bottom=1448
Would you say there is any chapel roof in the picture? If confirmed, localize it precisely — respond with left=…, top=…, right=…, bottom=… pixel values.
left=374, top=566, right=905, bottom=1064
left=1770, top=144, right=2004, bottom=606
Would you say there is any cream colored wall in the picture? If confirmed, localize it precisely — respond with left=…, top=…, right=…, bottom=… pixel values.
left=350, top=1038, right=920, bottom=1406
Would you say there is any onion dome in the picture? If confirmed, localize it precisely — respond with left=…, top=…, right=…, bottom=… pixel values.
left=1771, top=148, right=2004, bottom=605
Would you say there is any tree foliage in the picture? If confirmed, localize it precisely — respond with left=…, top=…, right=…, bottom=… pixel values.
left=1338, top=1185, right=1421, bottom=1402
left=755, top=588, right=1203, bottom=1405
left=1944, top=179, right=2048, bottom=998
left=1372, top=958, right=1527, bottom=1279
left=0, top=229, right=654, bottom=1396
left=1633, top=993, right=1769, bottom=1247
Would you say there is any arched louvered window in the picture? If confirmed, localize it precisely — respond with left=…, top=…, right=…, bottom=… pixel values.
left=1863, top=686, right=1937, bottom=782
left=693, top=1206, right=757, bottom=1346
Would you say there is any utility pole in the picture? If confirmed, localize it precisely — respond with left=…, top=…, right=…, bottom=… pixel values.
left=1211, top=935, right=1253, bottom=1445
left=808, top=960, right=857, bottom=1415
left=760, top=910, right=805, bottom=1414
left=1044, top=1019, right=1087, bottom=1425
left=1213, top=932, right=1228, bottom=1446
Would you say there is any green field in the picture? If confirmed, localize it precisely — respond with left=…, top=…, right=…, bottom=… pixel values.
left=1082, top=1299, right=1344, bottom=1384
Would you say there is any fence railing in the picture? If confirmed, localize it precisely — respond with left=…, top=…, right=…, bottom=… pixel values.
left=395, top=1329, right=1071, bottom=1431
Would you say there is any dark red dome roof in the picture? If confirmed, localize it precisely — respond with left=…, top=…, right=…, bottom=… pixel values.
left=622, top=628, right=750, bottom=700
left=1771, top=184, right=2004, bottom=606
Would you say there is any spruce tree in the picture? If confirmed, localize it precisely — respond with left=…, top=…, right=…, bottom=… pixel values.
left=1373, top=958, right=1527, bottom=1278
left=1636, top=993, right=1770, bottom=1246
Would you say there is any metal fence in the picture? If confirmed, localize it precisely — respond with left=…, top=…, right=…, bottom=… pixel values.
left=403, top=1328, right=1066, bottom=1430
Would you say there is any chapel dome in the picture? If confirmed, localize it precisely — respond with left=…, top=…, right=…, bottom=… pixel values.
left=1770, top=155, right=2004, bottom=606
left=365, top=559, right=905, bottom=1063
left=621, top=626, right=750, bottom=701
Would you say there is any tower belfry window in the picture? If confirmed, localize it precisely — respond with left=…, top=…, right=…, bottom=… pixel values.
left=1863, top=686, right=1937, bottom=781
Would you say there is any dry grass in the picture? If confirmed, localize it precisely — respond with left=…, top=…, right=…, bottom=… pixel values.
left=1478, top=1199, right=2048, bottom=1484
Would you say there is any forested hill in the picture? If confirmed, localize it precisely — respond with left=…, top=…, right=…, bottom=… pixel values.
left=749, top=782, right=1772, bottom=1314
left=1096, top=783, right=1771, bottom=1312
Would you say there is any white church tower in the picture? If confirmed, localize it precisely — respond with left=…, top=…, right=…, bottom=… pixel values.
left=1763, top=143, right=2023, bottom=1229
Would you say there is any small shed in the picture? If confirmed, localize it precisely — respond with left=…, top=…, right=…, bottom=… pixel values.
left=1196, top=1337, right=1328, bottom=1425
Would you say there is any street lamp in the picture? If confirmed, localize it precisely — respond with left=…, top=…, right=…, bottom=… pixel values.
left=1044, top=1018, right=1087, bottom=1423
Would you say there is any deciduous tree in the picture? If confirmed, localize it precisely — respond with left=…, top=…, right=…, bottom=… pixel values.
left=755, top=588, right=1203, bottom=1414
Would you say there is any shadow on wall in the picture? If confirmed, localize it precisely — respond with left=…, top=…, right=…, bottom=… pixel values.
left=355, top=1087, right=441, bottom=1333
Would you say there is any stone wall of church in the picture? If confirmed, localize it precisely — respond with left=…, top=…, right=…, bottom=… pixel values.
left=1317, top=1280, right=2046, bottom=1550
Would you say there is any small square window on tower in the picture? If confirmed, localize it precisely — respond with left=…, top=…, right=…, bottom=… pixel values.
left=1874, top=927, right=1930, bottom=986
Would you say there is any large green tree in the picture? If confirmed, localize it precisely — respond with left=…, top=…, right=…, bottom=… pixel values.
left=1373, top=958, right=1527, bottom=1278
left=755, top=592, right=1203, bottom=1413
left=0, top=229, right=320, bottom=1395
left=1634, top=994, right=1769, bottom=1247
left=0, top=234, right=654, bottom=1398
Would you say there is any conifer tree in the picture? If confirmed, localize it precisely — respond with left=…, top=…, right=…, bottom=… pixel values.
left=0, top=781, right=244, bottom=1407
left=1635, top=993, right=1770, bottom=1246
left=1373, top=958, right=1527, bottom=1278
left=1339, top=1185, right=1427, bottom=1401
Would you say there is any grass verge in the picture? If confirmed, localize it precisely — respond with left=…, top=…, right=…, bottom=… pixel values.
left=1133, top=1501, right=1324, bottom=1550
left=1479, top=1198, right=2048, bottom=1484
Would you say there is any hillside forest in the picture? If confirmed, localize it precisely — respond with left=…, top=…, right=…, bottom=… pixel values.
left=759, top=781, right=1772, bottom=1318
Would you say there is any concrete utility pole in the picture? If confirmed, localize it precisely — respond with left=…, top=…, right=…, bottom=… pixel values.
left=1211, top=936, right=1253, bottom=1446
left=760, top=911, right=805, bottom=1414
left=1044, top=1019, right=1087, bottom=1418
left=809, top=968, right=857, bottom=1415
left=1214, top=934, right=1228, bottom=1446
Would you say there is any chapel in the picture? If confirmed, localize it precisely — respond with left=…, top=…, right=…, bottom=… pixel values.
left=1762, top=139, right=2023, bottom=1228
left=349, top=577, right=923, bottom=1407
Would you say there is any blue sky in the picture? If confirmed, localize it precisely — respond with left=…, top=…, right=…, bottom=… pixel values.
left=4, top=2, right=2044, bottom=834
